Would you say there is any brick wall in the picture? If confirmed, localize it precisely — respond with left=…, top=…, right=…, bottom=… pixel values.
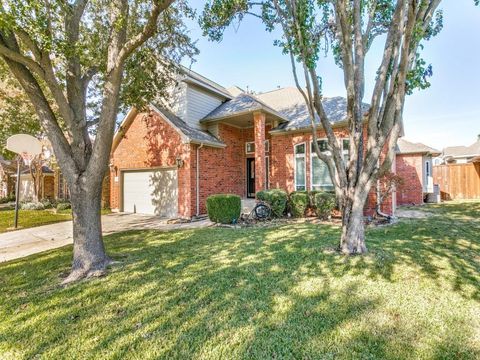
left=270, top=127, right=394, bottom=216
left=110, top=110, right=192, bottom=217
left=395, top=153, right=424, bottom=205
left=111, top=107, right=398, bottom=218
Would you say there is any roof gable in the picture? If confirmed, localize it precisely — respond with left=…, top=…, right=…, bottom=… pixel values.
left=112, top=105, right=225, bottom=153
left=396, top=138, right=440, bottom=156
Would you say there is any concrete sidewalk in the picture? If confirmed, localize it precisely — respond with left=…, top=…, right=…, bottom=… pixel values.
left=0, top=213, right=212, bottom=263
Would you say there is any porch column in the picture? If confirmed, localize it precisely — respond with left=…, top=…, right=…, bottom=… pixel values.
left=254, top=111, right=266, bottom=192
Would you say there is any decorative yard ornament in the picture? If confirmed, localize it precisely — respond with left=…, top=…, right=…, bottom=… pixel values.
left=6, top=134, right=42, bottom=228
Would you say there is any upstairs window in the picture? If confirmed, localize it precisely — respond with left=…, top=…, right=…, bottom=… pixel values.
left=246, top=142, right=255, bottom=154
left=245, top=140, right=270, bottom=154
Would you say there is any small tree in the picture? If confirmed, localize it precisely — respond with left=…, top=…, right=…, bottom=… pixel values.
left=0, top=0, right=197, bottom=282
left=375, top=169, right=404, bottom=218
left=201, top=0, right=449, bottom=253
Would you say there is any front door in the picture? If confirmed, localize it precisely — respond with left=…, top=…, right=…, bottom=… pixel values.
left=247, top=158, right=255, bottom=198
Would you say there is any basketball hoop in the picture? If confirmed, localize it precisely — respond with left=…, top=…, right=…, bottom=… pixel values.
left=5, top=134, right=43, bottom=229
left=20, top=152, right=35, bottom=167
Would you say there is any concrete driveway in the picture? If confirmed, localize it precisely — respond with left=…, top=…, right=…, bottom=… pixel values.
left=0, top=213, right=212, bottom=263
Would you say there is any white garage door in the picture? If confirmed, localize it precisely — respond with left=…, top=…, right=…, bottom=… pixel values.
left=122, top=169, right=178, bottom=217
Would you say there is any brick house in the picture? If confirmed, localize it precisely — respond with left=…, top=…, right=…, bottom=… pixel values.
left=109, top=68, right=424, bottom=218
left=395, top=138, right=440, bottom=205
left=0, top=156, right=55, bottom=200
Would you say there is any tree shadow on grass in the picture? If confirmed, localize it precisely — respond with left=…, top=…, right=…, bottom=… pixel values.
left=0, top=208, right=479, bottom=358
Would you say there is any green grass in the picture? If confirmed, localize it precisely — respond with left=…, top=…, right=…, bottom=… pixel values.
left=0, top=209, right=72, bottom=233
left=0, top=208, right=112, bottom=233
left=0, top=202, right=479, bottom=359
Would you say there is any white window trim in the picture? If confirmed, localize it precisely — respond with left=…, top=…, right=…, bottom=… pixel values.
left=245, top=142, right=255, bottom=154
left=245, top=140, right=270, bottom=154
left=294, top=142, right=306, bottom=191
left=310, top=138, right=349, bottom=191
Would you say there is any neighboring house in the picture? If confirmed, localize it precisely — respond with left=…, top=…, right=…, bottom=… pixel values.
left=440, top=136, right=480, bottom=164
left=19, top=166, right=55, bottom=201
left=110, top=67, right=401, bottom=218
left=0, top=156, right=57, bottom=201
left=395, top=138, right=441, bottom=205
left=0, top=156, right=16, bottom=198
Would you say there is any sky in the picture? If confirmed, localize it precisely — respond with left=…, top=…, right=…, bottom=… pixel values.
left=182, top=0, right=480, bottom=151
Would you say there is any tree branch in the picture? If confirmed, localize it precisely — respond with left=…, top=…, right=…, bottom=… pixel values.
left=117, top=0, right=174, bottom=66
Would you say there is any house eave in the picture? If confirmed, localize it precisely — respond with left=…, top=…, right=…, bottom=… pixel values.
left=183, top=78, right=232, bottom=100
left=189, top=140, right=226, bottom=148
left=201, top=107, right=290, bottom=124
left=269, top=119, right=350, bottom=135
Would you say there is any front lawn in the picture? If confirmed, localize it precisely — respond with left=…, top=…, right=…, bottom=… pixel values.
left=0, top=209, right=72, bottom=233
left=0, top=208, right=112, bottom=233
left=0, top=202, right=479, bottom=359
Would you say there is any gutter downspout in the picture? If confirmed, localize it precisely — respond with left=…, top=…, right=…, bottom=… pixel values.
left=196, top=143, right=204, bottom=217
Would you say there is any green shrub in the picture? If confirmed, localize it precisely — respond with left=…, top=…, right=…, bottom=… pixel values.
left=206, top=194, right=241, bottom=224
left=56, top=202, right=72, bottom=211
left=0, top=194, right=15, bottom=204
left=256, top=189, right=288, bottom=217
left=41, top=198, right=54, bottom=209
left=314, top=192, right=336, bottom=220
left=308, top=191, right=322, bottom=209
left=289, top=191, right=309, bottom=217
left=20, top=202, right=45, bottom=210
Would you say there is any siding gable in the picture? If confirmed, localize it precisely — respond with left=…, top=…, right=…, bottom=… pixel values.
left=186, top=84, right=224, bottom=129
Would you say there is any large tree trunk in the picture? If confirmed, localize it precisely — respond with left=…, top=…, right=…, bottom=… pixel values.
left=63, top=179, right=111, bottom=284
left=339, top=190, right=369, bottom=254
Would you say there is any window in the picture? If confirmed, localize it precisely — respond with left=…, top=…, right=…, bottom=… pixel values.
left=294, top=143, right=306, bottom=191
left=245, top=140, right=269, bottom=154
left=310, top=138, right=350, bottom=191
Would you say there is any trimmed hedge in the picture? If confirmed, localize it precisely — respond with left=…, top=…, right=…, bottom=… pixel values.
left=206, top=194, right=241, bottom=224
left=314, top=192, right=336, bottom=220
left=308, top=190, right=323, bottom=209
left=289, top=191, right=309, bottom=217
left=256, top=189, right=288, bottom=217
left=20, top=202, right=45, bottom=210
left=56, top=202, right=72, bottom=211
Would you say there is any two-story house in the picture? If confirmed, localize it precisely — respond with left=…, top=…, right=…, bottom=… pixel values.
left=109, top=68, right=410, bottom=218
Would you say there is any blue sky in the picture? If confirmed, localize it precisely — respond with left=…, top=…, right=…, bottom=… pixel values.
left=184, top=1, right=480, bottom=150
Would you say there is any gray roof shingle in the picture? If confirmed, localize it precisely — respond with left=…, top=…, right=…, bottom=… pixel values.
left=257, top=88, right=370, bottom=131
left=443, top=138, right=480, bottom=158
left=395, top=138, right=440, bottom=155
left=201, top=87, right=368, bottom=131
left=151, top=104, right=225, bottom=147
left=180, top=66, right=232, bottom=99
left=201, top=93, right=289, bottom=122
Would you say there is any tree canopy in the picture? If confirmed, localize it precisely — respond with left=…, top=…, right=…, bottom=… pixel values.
left=0, top=61, right=41, bottom=159
left=0, top=0, right=198, bottom=282
left=201, top=0, right=447, bottom=253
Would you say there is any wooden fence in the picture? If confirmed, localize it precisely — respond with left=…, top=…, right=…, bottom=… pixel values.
left=433, top=163, right=480, bottom=200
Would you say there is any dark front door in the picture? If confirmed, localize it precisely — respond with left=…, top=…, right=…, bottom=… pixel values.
left=247, top=158, right=255, bottom=198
